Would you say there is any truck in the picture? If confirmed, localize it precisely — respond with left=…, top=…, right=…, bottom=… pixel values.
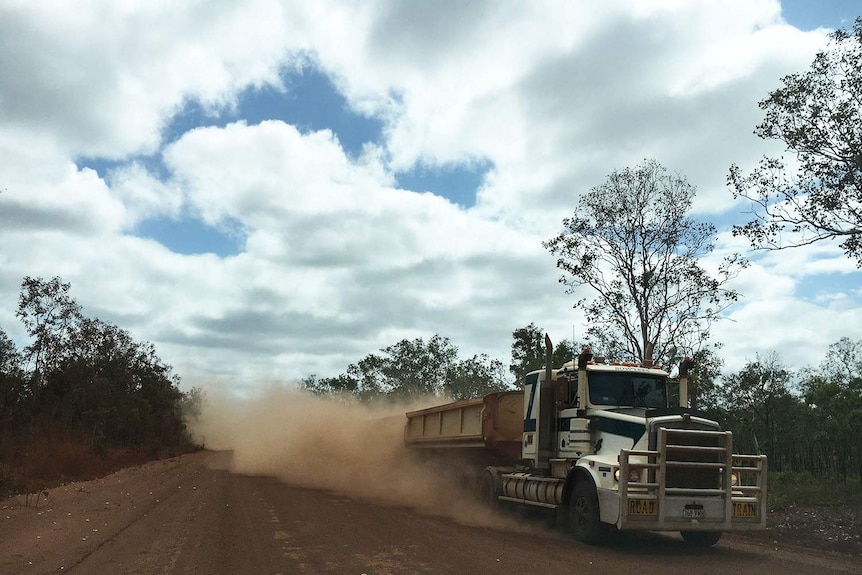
left=404, top=338, right=767, bottom=546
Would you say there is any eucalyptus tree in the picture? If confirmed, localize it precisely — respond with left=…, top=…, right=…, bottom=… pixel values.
left=801, top=337, right=862, bottom=480
left=16, top=276, right=82, bottom=380
left=9, top=277, right=192, bottom=449
left=0, top=328, right=20, bottom=376
left=545, top=159, right=746, bottom=366
left=510, top=323, right=579, bottom=381
left=307, top=334, right=512, bottom=401
left=718, top=353, right=795, bottom=463
left=308, top=335, right=458, bottom=400
left=730, top=19, right=862, bottom=265
left=443, top=354, right=511, bottom=401
left=0, top=328, right=25, bottom=426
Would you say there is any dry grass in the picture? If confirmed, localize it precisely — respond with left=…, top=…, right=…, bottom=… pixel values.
left=0, top=429, right=185, bottom=499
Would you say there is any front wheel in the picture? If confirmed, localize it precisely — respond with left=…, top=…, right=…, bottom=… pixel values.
left=569, top=480, right=612, bottom=544
left=680, top=530, right=722, bottom=547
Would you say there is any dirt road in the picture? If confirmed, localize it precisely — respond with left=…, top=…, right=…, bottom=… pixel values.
left=0, top=451, right=857, bottom=575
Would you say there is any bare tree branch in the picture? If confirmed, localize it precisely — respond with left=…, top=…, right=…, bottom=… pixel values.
left=731, top=19, right=862, bottom=266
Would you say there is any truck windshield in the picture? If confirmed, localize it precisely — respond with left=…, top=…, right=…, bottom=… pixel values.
left=588, top=372, right=667, bottom=408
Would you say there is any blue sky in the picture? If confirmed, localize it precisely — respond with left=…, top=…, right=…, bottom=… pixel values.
left=100, top=64, right=493, bottom=256
left=1, top=1, right=861, bottom=391
left=782, top=0, right=860, bottom=30
left=118, top=0, right=862, bottom=258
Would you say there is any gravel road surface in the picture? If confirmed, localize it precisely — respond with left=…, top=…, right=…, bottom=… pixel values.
left=1, top=451, right=857, bottom=575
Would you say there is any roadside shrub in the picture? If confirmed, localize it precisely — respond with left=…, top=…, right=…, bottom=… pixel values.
left=768, top=471, right=862, bottom=510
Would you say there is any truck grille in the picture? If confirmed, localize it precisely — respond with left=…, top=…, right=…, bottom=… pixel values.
left=648, top=420, right=722, bottom=491
left=665, top=430, right=723, bottom=491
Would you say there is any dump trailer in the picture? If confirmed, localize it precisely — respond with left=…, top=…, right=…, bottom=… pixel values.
left=404, top=339, right=767, bottom=546
left=404, top=391, right=525, bottom=465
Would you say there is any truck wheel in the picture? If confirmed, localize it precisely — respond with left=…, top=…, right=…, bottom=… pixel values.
left=569, top=480, right=610, bottom=544
left=680, top=530, right=722, bottom=547
left=479, top=471, right=499, bottom=509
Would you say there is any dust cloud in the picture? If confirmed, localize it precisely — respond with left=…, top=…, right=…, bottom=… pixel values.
left=188, top=385, right=530, bottom=531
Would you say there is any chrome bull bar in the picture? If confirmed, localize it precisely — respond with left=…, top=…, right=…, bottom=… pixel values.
left=618, top=428, right=767, bottom=531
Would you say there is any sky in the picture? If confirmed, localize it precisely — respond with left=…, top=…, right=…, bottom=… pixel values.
left=1, top=0, right=861, bottom=394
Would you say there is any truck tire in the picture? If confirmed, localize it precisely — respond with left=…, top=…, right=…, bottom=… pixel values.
left=569, top=480, right=611, bottom=544
left=680, top=530, right=722, bottom=547
left=479, top=471, right=499, bottom=509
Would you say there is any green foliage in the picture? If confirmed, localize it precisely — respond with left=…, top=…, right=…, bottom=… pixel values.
left=17, top=276, right=82, bottom=377
left=0, top=328, right=26, bottom=427
left=799, top=337, right=862, bottom=481
left=714, top=340, right=862, bottom=481
left=717, top=354, right=797, bottom=465
left=301, top=373, right=357, bottom=397
left=377, top=335, right=459, bottom=399
left=667, top=346, right=725, bottom=412
left=768, top=473, right=862, bottom=510
left=178, top=386, right=205, bottom=425
left=444, top=354, right=510, bottom=401
left=545, top=159, right=746, bottom=366
left=307, top=334, right=513, bottom=402
left=1, top=276, right=195, bottom=456
left=509, top=323, right=580, bottom=381
left=510, top=323, right=545, bottom=379
left=730, top=18, right=862, bottom=265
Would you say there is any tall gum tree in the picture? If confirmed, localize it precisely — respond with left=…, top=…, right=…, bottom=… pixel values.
left=16, top=276, right=83, bottom=380
left=729, top=18, right=862, bottom=265
left=544, top=159, right=746, bottom=366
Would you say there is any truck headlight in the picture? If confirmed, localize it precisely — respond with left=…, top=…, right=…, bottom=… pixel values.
left=731, top=472, right=739, bottom=487
left=613, top=469, right=641, bottom=482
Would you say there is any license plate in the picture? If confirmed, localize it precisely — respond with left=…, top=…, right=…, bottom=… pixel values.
left=683, top=508, right=704, bottom=518
left=628, top=499, right=656, bottom=516
left=733, top=502, right=757, bottom=518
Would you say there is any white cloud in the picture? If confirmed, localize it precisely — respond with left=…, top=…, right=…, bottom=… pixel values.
left=109, top=163, right=183, bottom=226
left=717, top=293, right=862, bottom=374
left=0, top=0, right=860, bottom=391
left=0, top=0, right=302, bottom=158
left=0, top=142, right=124, bottom=238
